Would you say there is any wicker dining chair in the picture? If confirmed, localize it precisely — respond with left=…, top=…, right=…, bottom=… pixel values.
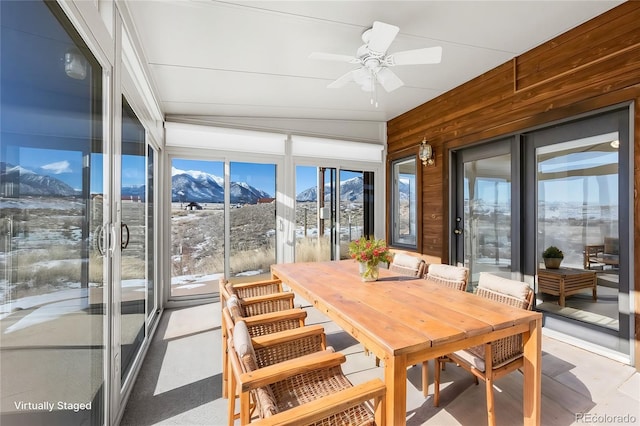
left=433, top=272, right=534, bottom=426
left=228, top=320, right=386, bottom=425
left=220, top=277, right=293, bottom=312
left=220, top=277, right=299, bottom=398
left=388, top=252, right=427, bottom=278
left=419, top=263, right=469, bottom=397
left=222, top=294, right=307, bottom=391
left=424, top=263, right=469, bottom=291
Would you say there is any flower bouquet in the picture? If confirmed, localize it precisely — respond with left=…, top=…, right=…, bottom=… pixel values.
left=348, top=237, right=393, bottom=281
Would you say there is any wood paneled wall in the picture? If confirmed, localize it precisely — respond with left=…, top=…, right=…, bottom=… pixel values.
left=386, top=1, right=640, bottom=369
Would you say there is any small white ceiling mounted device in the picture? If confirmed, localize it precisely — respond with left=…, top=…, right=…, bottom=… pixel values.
left=309, top=21, right=442, bottom=106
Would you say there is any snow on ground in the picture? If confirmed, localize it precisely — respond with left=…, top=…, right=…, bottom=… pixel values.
left=3, top=271, right=272, bottom=335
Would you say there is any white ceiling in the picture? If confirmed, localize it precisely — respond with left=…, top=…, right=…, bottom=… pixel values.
left=125, top=1, right=623, bottom=123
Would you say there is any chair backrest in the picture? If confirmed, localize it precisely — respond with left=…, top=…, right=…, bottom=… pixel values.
left=476, top=272, right=533, bottom=310
left=389, top=252, right=426, bottom=277
left=425, top=264, right=469, bottom=291
left=472, top=273, right=534, bottom=367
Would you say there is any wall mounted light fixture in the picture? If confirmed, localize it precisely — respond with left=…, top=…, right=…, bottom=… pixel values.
left=64, top=47, right=87, bottom=80
left=419, top=137, right=435, bottom=166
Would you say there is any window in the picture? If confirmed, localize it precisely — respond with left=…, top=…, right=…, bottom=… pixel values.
left=391, top=157, right=417, bottom=248
left=170, top=158, right=225, bottom=297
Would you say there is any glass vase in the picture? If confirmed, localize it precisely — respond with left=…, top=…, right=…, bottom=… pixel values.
left=358, top=262, right=379, bottom=282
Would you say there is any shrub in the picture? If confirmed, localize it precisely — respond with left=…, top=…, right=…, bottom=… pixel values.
left=542, top=246, right=564, bottom=259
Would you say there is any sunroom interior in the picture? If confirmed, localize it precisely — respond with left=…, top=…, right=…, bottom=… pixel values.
left=1, top=1, right=638, bottom=425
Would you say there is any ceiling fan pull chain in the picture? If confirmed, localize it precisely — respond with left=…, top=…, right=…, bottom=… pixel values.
left=371, top=69, right=379, bottom=108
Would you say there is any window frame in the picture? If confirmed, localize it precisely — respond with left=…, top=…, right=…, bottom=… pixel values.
left=388, top=153, right=421, bottom=250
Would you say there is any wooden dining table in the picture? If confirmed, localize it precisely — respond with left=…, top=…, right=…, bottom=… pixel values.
left=271, top=260, right=542, bottom=426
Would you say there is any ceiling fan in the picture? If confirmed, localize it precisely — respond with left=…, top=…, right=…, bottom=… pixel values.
left=309, top=21, right=442, bottom=106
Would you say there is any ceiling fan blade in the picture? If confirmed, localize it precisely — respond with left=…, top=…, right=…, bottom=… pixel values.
left=327, top=70, right=356, bottom=88
left=376, top=67, right=404, bottom=92
left=309, top=52, right=359, bottom=63
left=386, top=46, right=443, bottom=66
left=367, top=21, right=399, bottom=55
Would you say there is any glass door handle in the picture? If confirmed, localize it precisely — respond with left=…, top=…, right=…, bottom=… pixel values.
left=453, top=228, right=463, bottom=235
left=95, top=224, right=106, bottom=256
left=121, top=223, right=130, bottom=250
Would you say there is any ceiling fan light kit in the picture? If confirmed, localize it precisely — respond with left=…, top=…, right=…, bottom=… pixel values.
left=310, top=21, right=442, bottom=107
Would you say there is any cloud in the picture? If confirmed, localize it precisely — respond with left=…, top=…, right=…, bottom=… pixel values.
left=41, top=160, right=72, bottom=175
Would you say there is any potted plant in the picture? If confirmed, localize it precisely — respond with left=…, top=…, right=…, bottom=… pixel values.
left=348, top=237, right=393, bottom=282
left=542, top=246, right=564, bottom=269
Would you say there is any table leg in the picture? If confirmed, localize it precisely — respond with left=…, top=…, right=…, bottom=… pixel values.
left=384, top=353, right=408, bottom=426
left=523, top=317, right=542, bottom=425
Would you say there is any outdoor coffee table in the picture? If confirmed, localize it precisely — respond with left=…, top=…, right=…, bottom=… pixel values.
left=537, top=268, right=597, bottom=307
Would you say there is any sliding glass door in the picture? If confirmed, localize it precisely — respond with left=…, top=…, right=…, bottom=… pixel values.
left=119, top=99, right=151, bottom=384
left=526, top=110, right=630, bottom=354
left=453, top=109, right=630, bottom=356
left=295, top=166, right=335, bottom=262
left=338, top=169, right=373, bottom=259
left=170, top=158, right=277, bottom=293
left=0, top=1, right=106, bottom=424
left=454, top=139, right=515, bottom=288
left=295, top=165, right=374, bottom=262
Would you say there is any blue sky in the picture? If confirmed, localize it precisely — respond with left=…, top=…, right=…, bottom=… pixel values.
left=8, top=147, right=618, bottom=204
left=7, top=149, right=355, bottom=196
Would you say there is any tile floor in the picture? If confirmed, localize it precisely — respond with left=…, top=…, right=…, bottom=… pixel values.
left=120, top=300, right=639, bottom=425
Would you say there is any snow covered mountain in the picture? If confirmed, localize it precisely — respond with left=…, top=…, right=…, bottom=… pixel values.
left=296, top=176, right=405, bottom=203
left=171, top=167, right=271, bottom=204
left=296, top=176, right=366, bottom=202
left=0, top=162, right=79, bottom=197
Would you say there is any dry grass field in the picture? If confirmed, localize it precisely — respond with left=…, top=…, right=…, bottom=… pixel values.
left=0, top=197, right=368, bottom=302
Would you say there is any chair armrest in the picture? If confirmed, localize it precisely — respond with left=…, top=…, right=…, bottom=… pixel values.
left=250, top=379, right=386, bottom=426
left=237, top=350, right=346, bottom=392
left=220, top=284, right=232, bottom=305
left=251, top=324, right=324, bottom=348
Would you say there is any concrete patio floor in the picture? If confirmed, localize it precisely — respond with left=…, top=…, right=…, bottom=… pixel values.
left=120, top=299, right=639, bottom=425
